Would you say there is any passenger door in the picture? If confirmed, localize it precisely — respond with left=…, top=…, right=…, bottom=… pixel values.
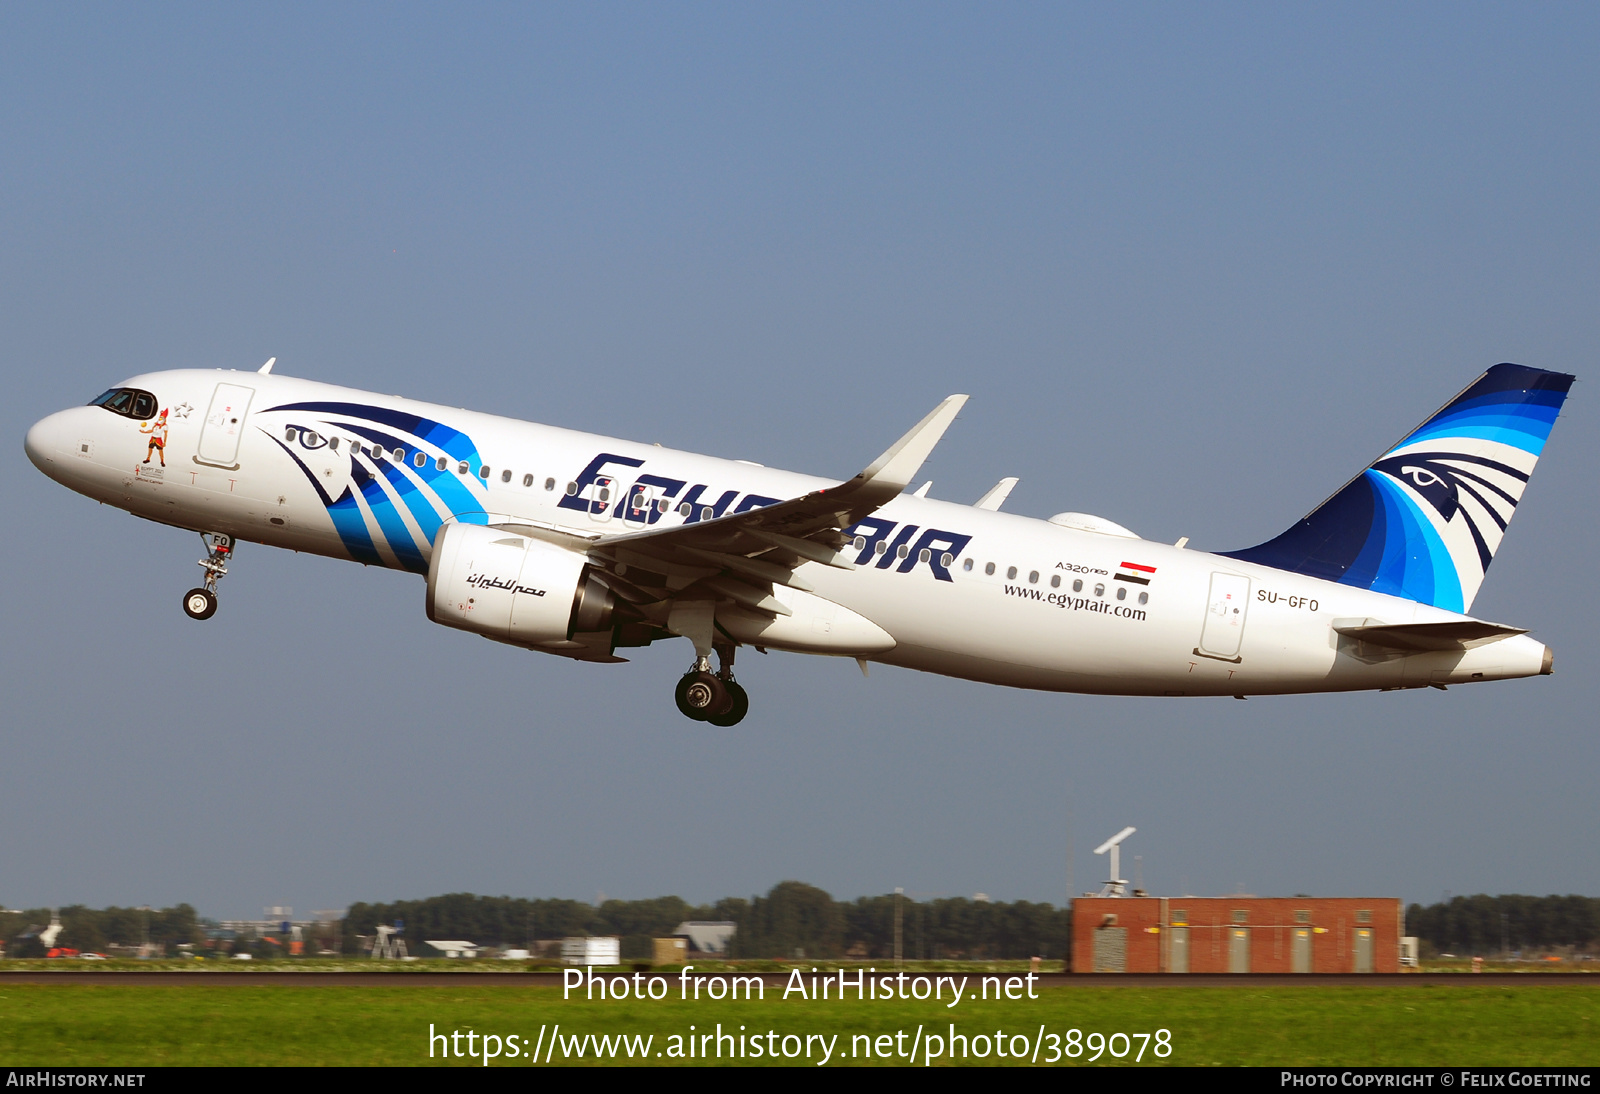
left=1197, top=572, right=1251, bottom=662
left=195, top=383, right=255, bottom=469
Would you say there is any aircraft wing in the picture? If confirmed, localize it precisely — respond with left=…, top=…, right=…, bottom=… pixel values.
left=582, top=394, right=967, bottom=612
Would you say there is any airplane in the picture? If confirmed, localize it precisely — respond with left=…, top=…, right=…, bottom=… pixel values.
left=24, top=360, right=1573, bottom=725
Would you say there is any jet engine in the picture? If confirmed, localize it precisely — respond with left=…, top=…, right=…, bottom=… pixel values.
left=426, top=522, right=614, bottom=649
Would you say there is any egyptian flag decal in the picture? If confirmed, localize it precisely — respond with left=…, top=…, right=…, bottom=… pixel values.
left=1115, top=561, right=1156, bottom=585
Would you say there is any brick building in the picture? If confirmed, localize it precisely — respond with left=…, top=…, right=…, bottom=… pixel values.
left=1071, top=897, right=1402, bottom=973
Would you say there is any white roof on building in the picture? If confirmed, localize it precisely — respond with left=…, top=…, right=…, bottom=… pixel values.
left=673, top=921, right=737, bottom=954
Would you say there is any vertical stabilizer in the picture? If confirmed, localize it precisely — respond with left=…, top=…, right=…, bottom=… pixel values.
left=1223, top=363, right=1574, bottom=612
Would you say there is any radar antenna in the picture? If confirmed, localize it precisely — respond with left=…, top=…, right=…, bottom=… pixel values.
left=1093, top=826, right=1137, bottom=897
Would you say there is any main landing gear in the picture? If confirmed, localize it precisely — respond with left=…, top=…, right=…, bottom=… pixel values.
left=181, top=532, right=233, bottom=621
left=674, top=642, right=749, bottom=726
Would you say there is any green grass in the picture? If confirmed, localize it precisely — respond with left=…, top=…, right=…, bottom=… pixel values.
left=0, top=982, right=1596, bottom=1066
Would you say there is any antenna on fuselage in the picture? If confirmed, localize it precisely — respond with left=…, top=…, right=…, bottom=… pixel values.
left=1093, top=826, right=1137, bottom=897
left=257, top=357, right=276, bottom=374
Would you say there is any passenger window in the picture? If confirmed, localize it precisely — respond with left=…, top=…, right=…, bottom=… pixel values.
left=458, top=461, right=470, bottom=475
left=372, top=446, right=385, bottom=461
left=918, top=548, right=931, bottom=563
left=501, top=469, right=512, bottom=483
left=566, top=482, right=579, bottom=495
left=940, top=552, right=953, bottom=568
left=1028, top=571, right=1039, bottom=584
left=523, top=473, right=534, bottom=487
left=875, top=541, right=888, bottom=555
left=284, top=428, right=297, bottom=443
left=1116, top=586, right=1126, bottom=601
left=329, top=437, right=340, bottom=452
left=415, top=452, right=427, bottom=468
left=1094, top=583, right=1105, bottom=597
left=545, top=477, right=556, bottom=491
left=479, top=466, right=492, bottom=480
left=437, top=457, right=448, bottom=471
left=131, top=392, right=156, bottom=419
left=1006, top=566, right=1018, bottom=579
left=656, top=498, right=669, bottom=513
left=1138, top=591, right=1148, bottom=605
left=1072, top=579, right=1083, bottom=592
left=962, top=558, right=974, bottom=572
left=896, top=544, right=910, bottom=559
left=1050, top=575, right=1060, bottom=588
left=985, top=562, right=995, bottom=575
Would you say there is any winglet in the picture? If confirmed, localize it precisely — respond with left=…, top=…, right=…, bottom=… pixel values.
left=845, top=394, right=967, bottom=501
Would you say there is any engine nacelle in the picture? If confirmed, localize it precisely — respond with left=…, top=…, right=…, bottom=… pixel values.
left=426, top=522, right=613, bottom=648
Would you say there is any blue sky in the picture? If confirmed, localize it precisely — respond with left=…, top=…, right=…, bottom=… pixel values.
left=3, top=4, right=1596, bottom=918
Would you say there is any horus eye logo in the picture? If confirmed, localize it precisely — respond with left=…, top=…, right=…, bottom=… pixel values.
left=1399, top=466, right=1442, bottom=489
left=1371, top=450, right=1530, bottom=570
left=1372, top=452, right=1526, bottom=524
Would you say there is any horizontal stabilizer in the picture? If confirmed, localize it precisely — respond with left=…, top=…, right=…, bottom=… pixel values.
left=1332, top=619, right=1527, bottom=651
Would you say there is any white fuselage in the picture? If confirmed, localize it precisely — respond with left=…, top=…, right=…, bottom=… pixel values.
left=25, top=369, right=1552, bottom=696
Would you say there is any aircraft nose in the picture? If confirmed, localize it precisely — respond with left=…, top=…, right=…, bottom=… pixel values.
left=24, top=409, right=72, bottom=472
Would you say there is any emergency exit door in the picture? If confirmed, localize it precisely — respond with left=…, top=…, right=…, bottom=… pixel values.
left=588, top=474, right=615, bottom=522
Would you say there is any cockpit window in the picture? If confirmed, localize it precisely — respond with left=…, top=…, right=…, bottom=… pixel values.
left=90, top=388, right=159, bottom=420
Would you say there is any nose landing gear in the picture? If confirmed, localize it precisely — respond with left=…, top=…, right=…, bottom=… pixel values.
left=181, top=532, right=233, bottom=621
left=673, top=642, right=750, bottom=726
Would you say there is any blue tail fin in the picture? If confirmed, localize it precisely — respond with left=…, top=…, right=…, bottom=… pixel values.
left=1222, top=363, right=1574, bottom=613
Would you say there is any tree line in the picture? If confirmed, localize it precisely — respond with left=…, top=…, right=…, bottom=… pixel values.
left=345, top=881, right=1072, bottom=960
left=12, top=889, right=1594, bottom=961
left=0, top=904, right=201, bottom=956
left=1405, top=894, right=1599, bottom=956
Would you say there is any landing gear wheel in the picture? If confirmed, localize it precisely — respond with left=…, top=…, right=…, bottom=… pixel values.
left=182, top=587, right=218, bottom=620
left=706, top=680, right=749, bottom=726
left=674, top=671, right=728, bottom=721
left=185, top=533, right=233, bottom=621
